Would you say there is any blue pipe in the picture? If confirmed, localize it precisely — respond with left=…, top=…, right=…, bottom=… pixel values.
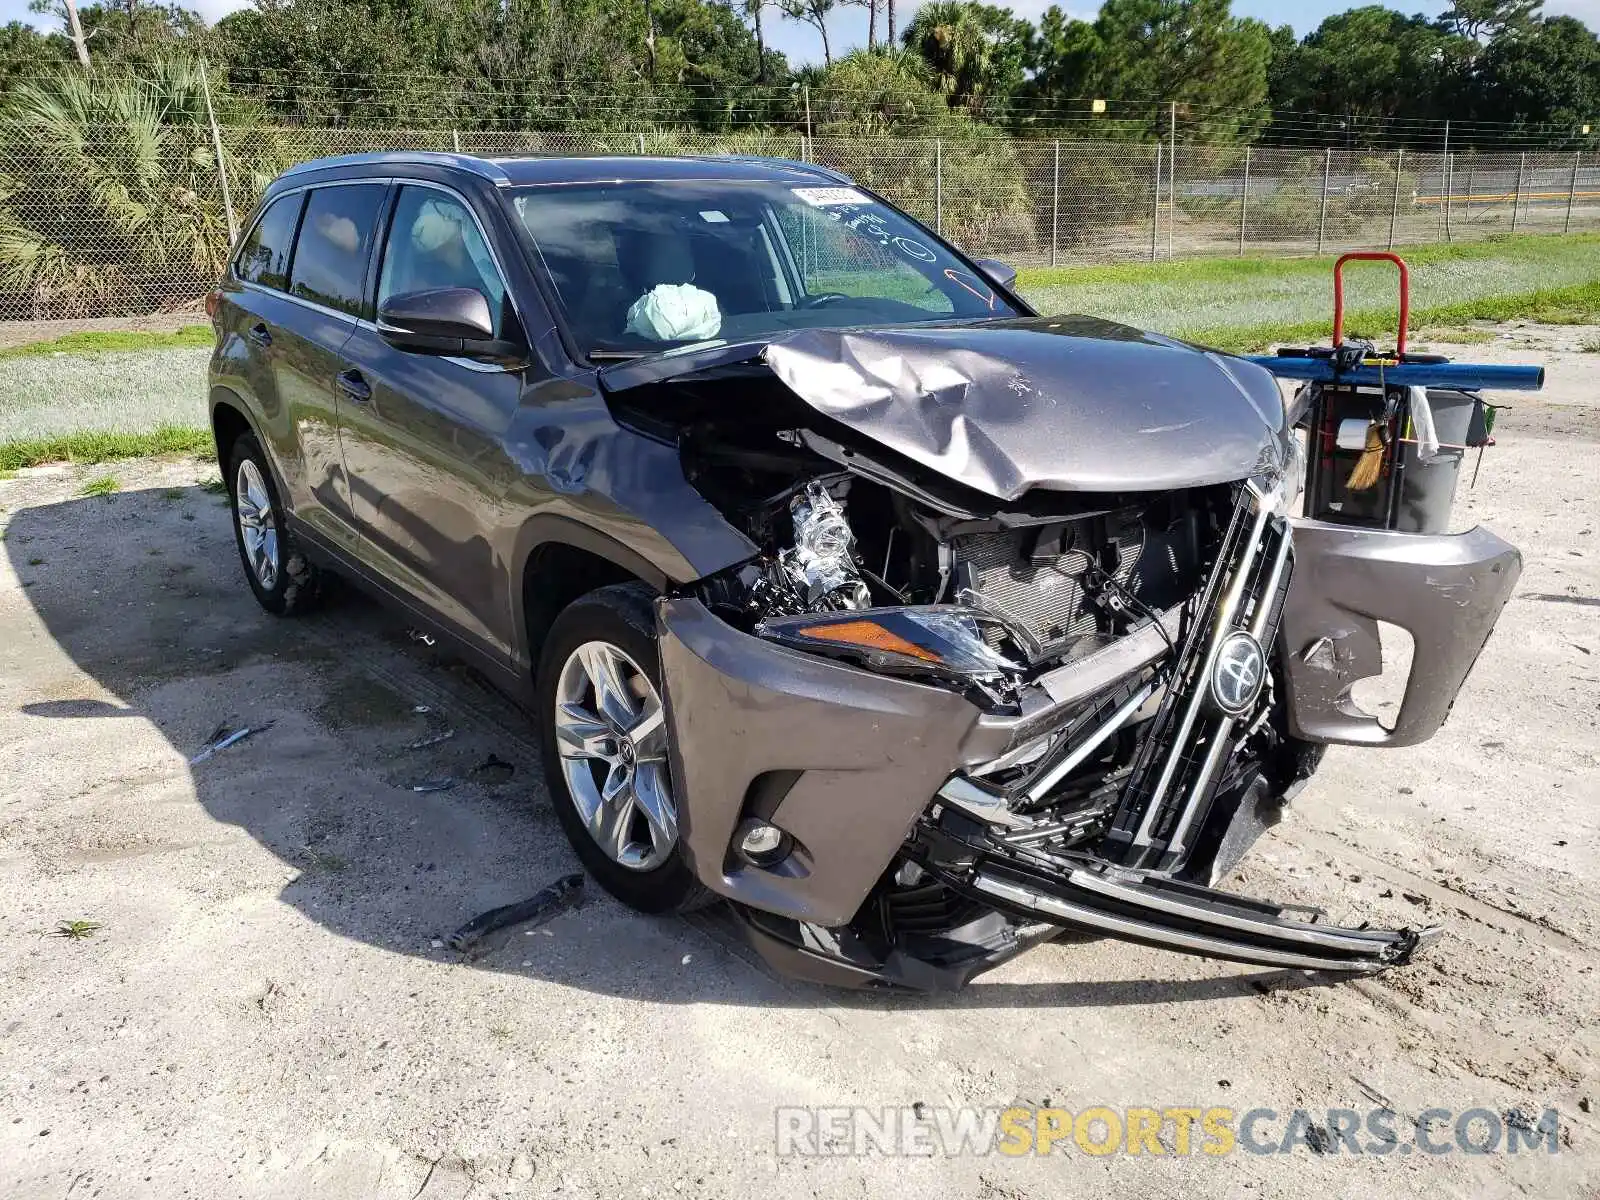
left=1244, top=356, right=1545, bottom=392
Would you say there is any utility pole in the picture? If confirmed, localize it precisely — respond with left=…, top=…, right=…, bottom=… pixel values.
left=62, top=0, right=90, bottom=67
left=199, top=59, right=237, bottom=244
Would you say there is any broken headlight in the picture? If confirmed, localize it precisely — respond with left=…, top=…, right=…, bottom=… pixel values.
left=756, top=605, right=1024, bottom=685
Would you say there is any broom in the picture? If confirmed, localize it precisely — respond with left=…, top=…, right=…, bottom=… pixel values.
left=1346, top=420, right=1387, bottom=491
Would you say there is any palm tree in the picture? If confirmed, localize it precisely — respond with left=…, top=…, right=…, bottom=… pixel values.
left=744, top=0, right=768, bottom=83
left=780, top=0, right=836, bottom=67
left=0, top=59, right=273, bottom=317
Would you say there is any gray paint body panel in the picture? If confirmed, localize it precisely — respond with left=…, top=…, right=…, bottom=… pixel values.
left=657, top=597, right=980, bottom=926
left=1278, top=519, right=1522, bottom=747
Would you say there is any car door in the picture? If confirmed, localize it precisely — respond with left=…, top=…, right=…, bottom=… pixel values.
left=335, top=181, right=525, bottom=663
left=264, top=181, right=391, bottom=554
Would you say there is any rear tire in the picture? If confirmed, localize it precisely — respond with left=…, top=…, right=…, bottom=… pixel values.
left=537, top=582, right=711, bottom=915
left=227, top=432, right=321, bottom=616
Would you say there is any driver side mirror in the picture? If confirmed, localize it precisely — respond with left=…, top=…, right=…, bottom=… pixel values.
left=377, top=287, right=523, bottom=359
left=973, top=258, right=1018, bottom=291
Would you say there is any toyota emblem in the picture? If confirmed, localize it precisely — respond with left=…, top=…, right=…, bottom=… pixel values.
left=1210, top=630, right=1267, bottom=716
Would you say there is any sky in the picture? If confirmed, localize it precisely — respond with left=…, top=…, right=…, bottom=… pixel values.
left=4, top=0, right=1599, bottom=68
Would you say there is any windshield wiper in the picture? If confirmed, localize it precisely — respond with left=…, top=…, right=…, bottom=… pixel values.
left=588, top=350, right=647, bottom=361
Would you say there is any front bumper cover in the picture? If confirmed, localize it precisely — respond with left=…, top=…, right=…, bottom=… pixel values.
left=657, top=597, right=983, bottom=927
left=1279, top=520, right=1521, bottom=747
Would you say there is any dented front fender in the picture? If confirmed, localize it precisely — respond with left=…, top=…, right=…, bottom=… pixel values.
left=1279, top=520, right=1521, bottom=747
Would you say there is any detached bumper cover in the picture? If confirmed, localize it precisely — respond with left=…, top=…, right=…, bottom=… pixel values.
left=1279, top=520, right=1520, bottom=747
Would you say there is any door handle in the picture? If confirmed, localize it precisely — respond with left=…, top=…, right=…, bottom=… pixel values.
left=336, top=369, right=372, bottom=403
left=247, top=323, right=272, bottom=348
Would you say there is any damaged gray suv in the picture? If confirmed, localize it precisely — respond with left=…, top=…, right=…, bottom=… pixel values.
left=208, top=153, right=1520, bottom=989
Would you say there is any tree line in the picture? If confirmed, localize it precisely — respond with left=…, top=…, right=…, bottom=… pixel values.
left=3, top=0, right=1597, bottom=148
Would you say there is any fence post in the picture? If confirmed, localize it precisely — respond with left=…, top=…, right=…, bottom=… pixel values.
left=1238, top=145, right=1250, bottom=255
left=1442, top=120, right=1453, bottom=242
left=1388, top=148, right=1403, bottom=250
left=1167, top=134, right=1176, bottom=260
left=1317, top=147, right=1331, bottom=255
left=638, top=131, right=646, bottom=155
left=199, top=59, right=237, bottom=245
left=934, top=138, right=943, bottom=235
left=1150, top=142, right=1162, bottom=262
left=1511, top=151, right=1526, bottom=233
left=1050, top=140, right=1061, bottom=269
left=453, top=129, right=462, bottom=153
left=1566, top=149, right=1582, bottom=234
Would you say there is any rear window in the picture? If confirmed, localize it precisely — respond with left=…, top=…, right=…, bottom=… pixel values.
left=234, top=192, right=303, bottom=290
left=289, top=184, right=387, bottom=316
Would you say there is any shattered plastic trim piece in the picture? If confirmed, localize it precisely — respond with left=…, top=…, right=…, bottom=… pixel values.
left=189, top=722, right=274, bottom=765
left=410, top=778, right=457, bottom=793
left=446, top=873, right=585, bottom=952
left=406, top=729, right=456, bottom=750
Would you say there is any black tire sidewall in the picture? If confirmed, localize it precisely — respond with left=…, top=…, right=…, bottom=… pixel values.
left=227, top=432, right=315, bottom=616
left=536, top=584, right=707, bottom=915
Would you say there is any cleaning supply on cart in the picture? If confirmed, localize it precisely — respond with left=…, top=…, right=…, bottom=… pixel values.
left=1408, top=385, right=1441, bottom=463
left=1346, top=421, right=1387, bottom=491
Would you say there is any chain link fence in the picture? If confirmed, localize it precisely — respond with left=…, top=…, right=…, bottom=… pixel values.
left=1, top=122, right=1596, bottom=321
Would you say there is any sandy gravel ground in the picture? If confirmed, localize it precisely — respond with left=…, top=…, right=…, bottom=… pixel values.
left=0, top=338, right=1596, bottom=1198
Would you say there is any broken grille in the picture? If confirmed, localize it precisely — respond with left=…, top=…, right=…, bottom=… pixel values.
left=1103, top=484, right=1293, bottom=872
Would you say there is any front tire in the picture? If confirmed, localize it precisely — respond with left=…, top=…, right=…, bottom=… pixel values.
left=536, top=583, right=710, bottom=915
left=227, top=432, right=321, bottom=616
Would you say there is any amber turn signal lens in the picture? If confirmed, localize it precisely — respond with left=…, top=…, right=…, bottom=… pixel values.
left=796, top=619, right=942, bottom=664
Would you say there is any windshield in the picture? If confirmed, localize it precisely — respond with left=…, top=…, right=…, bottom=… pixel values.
left=507, top=179, right=1020, bottom=357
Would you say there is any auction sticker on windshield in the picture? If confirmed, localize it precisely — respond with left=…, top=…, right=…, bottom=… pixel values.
left=793, top=187, right=872, bottom=207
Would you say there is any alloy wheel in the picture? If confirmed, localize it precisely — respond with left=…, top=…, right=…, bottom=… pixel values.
left=553, top=640, right=678, bottom=871
left=234, top=459, right=280, bottom=591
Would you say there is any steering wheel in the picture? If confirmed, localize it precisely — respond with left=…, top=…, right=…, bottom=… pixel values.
left=798, top=292, right=851, bottom=309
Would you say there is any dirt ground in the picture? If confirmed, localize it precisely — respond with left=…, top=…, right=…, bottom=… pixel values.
left=0, top=338, right=1596, bottom=1198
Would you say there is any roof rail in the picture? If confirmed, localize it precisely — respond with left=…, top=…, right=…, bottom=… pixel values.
left=278, top=151, right=513, bottom=187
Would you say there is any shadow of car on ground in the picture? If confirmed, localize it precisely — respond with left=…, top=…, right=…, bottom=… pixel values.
left=3, top=481, right=1349, bottom=1009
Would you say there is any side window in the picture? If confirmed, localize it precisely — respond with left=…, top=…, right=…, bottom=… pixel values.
left=233, top=192, right=304, bottom=290
left=377, top=186, right=507, bottom=337
left=288, top=184, right=387, bottom=316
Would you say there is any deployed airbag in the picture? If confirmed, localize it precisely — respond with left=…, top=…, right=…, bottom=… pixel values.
left=626, top=283, right=722, bottom=342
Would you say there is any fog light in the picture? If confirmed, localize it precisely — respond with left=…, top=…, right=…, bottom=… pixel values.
left=735, top=820, right=787, bottom=864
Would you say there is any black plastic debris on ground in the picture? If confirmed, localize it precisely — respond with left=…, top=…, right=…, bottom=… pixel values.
left=447, top=873, right=585, bottom=953
left=468, top=754, right=515, bottom=785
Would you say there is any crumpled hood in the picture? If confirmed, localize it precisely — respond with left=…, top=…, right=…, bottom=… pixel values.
left=603, top=315, right=1291, bottom=502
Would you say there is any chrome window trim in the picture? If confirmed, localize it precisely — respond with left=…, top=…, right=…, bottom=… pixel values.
left=231, top=177, right=394, bottom=291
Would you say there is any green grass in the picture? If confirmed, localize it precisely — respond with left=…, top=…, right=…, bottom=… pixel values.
left=1016, top=233, right=1600, bottom=352
left=79, top=473, right=121, bottom=497
left=0, top=325, right=211, bottom=360
left=51, top=919, right=103, bottom=940
left=0, top=425, right=211, bottom=472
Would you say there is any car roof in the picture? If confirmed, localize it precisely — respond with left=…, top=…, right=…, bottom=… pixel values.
left=276, top=151, right=853, bottom=189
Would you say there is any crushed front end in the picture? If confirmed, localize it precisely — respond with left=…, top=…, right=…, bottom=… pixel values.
left=610, top=323, right=1520, bottom=990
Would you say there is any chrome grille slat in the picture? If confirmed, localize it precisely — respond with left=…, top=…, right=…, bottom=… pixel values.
left=1104, top=483, right=1292, bottom=870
